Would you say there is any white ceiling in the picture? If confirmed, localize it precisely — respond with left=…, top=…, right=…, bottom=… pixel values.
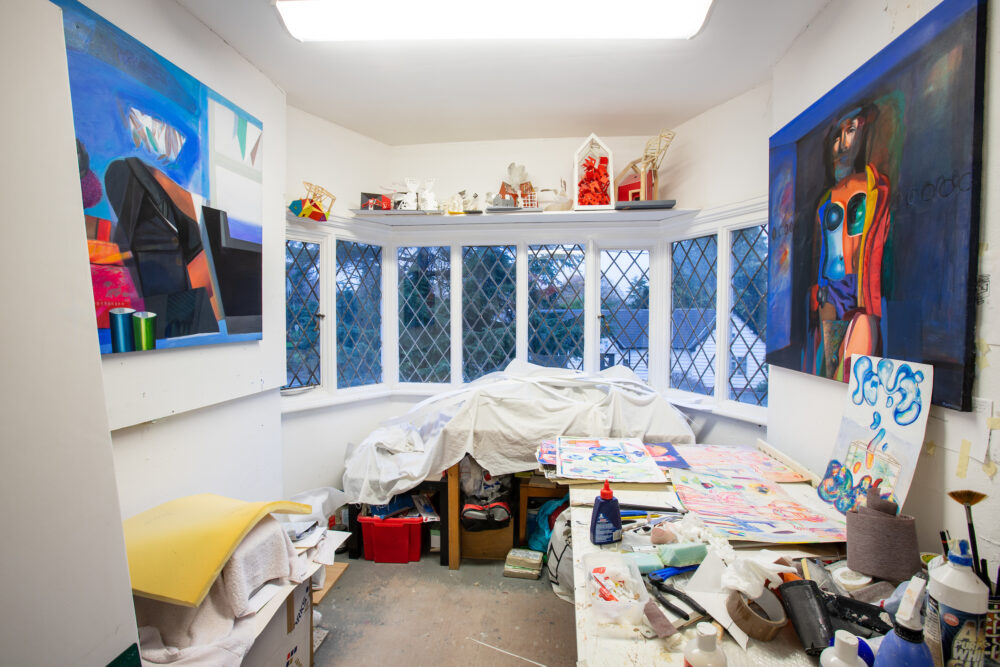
left=177, top=0, right=830, bottom=146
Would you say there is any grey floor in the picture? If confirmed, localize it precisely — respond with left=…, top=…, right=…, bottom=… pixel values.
left=313, top=554, right=577, bottom=666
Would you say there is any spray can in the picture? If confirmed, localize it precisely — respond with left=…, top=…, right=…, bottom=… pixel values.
left=589, top=480, right=622, bottom=545
left=873, top=575, right=932, bottom=667
left=924, top=539, right=988, bottom=667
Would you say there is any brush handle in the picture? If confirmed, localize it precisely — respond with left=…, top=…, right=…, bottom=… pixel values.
left=980, top=558, right=993, bottom=594
left=965, top=505, right=982, bottom=578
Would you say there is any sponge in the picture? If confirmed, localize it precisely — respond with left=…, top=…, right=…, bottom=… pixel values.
left=657, top=542, right=708, bottom=567
left=624, top=551, right=665, bottom=574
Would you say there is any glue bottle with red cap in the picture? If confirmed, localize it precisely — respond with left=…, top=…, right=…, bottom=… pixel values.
left=590, top=480, right=622, bottom=545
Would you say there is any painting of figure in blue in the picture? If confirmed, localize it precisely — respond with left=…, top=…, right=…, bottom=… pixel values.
left=54, top=0, right=263, bottom=353
left=766, top=0, right=986, bottom=410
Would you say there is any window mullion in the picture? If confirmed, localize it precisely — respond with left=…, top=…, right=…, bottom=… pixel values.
left=515, top=241, right=528, bottom=361
left=385, top=242, right=399, bottom=388
left=450, top=244, right=462, bottom=386
left=715, top=230, right=732, bottom=405
left=320, top=233, right=334, bottom=392
left=583, top=239, right=598, bottom=374
left=649, top=239, right=669, bottom=392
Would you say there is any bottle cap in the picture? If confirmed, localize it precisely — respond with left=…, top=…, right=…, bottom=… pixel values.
left=948, top=539, right=973, bottom=567
left=600, top=479, right=614, bottom=500
left=834, top=630, right=859, bottom=659
left=894, top=576, right=925, bottom=632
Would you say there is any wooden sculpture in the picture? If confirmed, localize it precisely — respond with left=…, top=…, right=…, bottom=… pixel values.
left=615, top=129, right=675, bottom=202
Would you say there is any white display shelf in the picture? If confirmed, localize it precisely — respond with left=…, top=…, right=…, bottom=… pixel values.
left=344, top=207, right=694, bottom=228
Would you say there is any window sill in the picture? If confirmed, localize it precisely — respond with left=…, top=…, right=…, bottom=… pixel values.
left=280, top=385, right=393, bottom=415
left=660, top=389, right=768, bottom=427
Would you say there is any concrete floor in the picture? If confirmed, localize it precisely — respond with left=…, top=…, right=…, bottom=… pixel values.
left=313, top=554, right=577, bottom=666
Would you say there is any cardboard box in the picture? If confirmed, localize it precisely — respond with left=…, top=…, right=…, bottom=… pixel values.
left=243, top=579, right=313, bottom=667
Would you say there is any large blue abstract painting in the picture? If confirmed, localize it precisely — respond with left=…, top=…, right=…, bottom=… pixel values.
left=766, top=0, right=987, bottom=411
left=54, top=0, right=263, bottom=354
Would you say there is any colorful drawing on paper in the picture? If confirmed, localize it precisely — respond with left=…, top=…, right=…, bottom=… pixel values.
left=539, top=440, right=689, bottom=470
left=673, top=470, right=846, bottom=543
left=818, top=355, right=933, bottom=514
left=643, top=443, right=690, bottom=470
left=673, top=445, right=807, bottom=483
left=766, top=0, right=986, bottom=411
left=556, top=437, right=665, bottom=483
left=55, top=0, right=263, bottom=354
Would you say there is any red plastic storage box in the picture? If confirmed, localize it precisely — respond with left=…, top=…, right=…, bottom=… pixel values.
left=358, top=516, right=423, bottom=563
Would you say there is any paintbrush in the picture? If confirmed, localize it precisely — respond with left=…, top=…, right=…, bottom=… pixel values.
left=939, top=530, right=950, bottom=562
left=948, top=490, right=988, bottom=585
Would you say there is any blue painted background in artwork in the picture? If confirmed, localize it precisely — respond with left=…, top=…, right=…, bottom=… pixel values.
left=53, top=0, right=264, bottom=353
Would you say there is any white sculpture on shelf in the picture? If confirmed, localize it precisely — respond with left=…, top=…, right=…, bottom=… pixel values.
left=399, top=177, right=419, bottom=210
left=419, top=178, right=438, bottom=211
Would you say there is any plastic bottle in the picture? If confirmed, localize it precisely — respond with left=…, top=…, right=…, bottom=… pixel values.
left=924, top=539, right=988, bottom=667
left=873, top=576, right=933, bottom=667
left=820, top=631, right=867, bottom=667
left=683, top=622, right=727, bottom=666
left=589, top=480, right=622, bottom=545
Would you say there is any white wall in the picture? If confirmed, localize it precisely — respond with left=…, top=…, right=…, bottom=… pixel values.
left=767, top=0, right=1000, bottom=569
left=0, top=1, right=137, bottom=663
left=286, top=106, right=392, bottom=219
left=662, top=82, right=772, bottom=210
left=113, top=390, right=284, bottom=518
left=282, top=396, right=423, bottom=496
left=51, top=0, right=291, bottom=516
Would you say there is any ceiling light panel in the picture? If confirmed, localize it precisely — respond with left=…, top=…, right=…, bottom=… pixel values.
left=274, top=0, right=714, bottom=42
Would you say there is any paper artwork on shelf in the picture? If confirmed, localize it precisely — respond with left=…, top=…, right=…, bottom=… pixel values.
left=818, top=355, right=933, bottom=514
left=673, top=445, right=806, bottom=483
left=672, top=471, right=847, bottom=543
left=555, top=437, right=665, bottom=483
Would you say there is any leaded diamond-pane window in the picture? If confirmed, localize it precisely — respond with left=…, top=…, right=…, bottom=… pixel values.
left=285, top=240, right=320, bottom=389
left=528, top=244, right=585, bottom=370
left=398, top=246, right=450, bottom=383
left=671, top=235, right=717, bottom=395
left=730, top=225, right=768, bottom=406
left=336, top=240, right=382, bottom=388
left=462, top=245, right=516, bottom=381
left=600, top=250, right=650, bottom=381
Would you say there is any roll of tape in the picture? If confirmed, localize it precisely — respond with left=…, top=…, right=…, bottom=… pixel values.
left=832, top=566, right=872, bottom=592
left=725, top=588, right=787, bottom=642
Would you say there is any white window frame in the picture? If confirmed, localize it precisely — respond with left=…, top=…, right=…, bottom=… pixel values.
left=282, top=199, right=768, bottom=426
left=660, top=199, right=769, bottom=425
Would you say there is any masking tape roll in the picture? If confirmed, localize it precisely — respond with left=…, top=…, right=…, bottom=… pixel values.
left=725, top=588, right=787, bottom=642
left=832, top=566, right=872, bottom=592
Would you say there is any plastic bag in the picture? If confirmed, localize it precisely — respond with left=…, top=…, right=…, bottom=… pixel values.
left=582, top=552, right=650, bottom=635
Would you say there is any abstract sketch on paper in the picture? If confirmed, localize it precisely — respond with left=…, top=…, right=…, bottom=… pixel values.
left=766, top=0, right=986, bottom=411
left=555, top=438, right=665, bottom=483
left=673, top=445, right=806, bottom=483
left=817, top=355, right=933, bottom=514
left=673, top=470, right=846, bottom=543
left=55, top=0, right=263, bottom=354
left=539, top=440, right=689, bottom=470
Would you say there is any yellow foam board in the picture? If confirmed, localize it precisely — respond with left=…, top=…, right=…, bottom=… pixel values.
left=123, top=493, right=311, bottom=607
